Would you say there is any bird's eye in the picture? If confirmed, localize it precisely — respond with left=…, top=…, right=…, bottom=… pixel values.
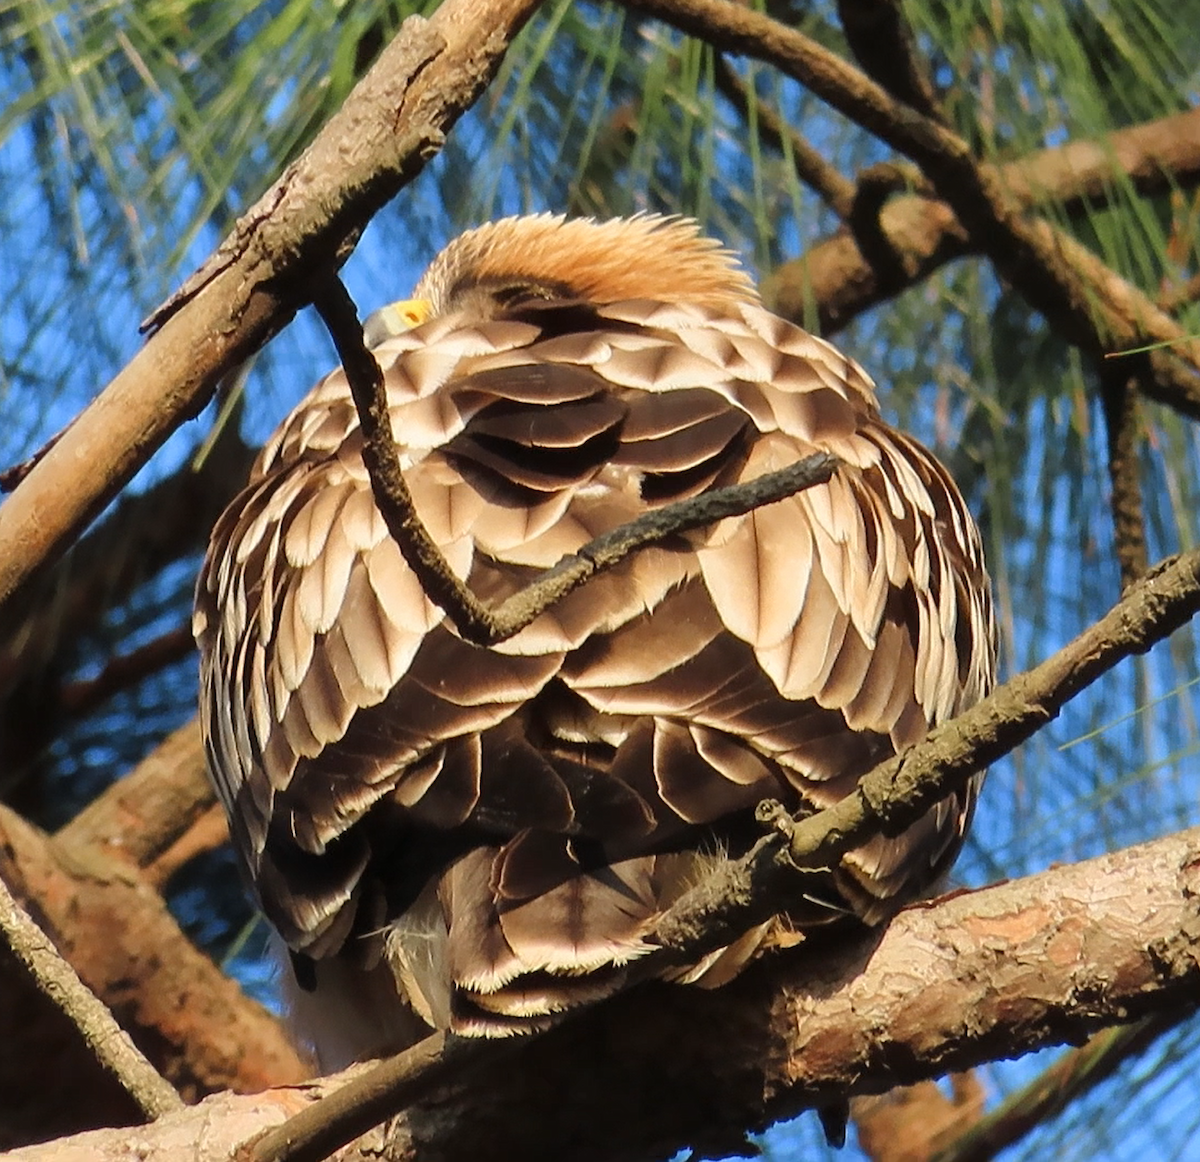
left=490, top=283, right=555, bottom=308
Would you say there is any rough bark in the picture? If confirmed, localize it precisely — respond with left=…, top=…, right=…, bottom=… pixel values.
left=0, top=802, right=305, bottom=1106
left=754, top=105, right=1200, bottom=333
left=0, top=874, right=183, bottom=1120
left=7, top=827, right=1198, bottom=1162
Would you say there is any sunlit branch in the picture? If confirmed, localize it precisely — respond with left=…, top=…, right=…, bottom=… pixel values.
left=647, top=549, right=1200, bottom=962
left=0, top=0, right=544, bottom=622
left=0, top=871, right=184, bottom=1120
left=623, top=0, right=1200, bottom=420
left=162, top=826, right=1200, bottom=1162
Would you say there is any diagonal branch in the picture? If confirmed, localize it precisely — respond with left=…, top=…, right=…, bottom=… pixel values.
left=241, top=546, right=1200, bottom=1161
left=0, top=0, right=544, bottom=622
left=777, top=551, right=1200, bottom=865
left=624, top=0, right=1200, bottom=418
left=37, top=826, right=1200, bottom=1162
left=0, top=871, right=183, bottom=1120
left=2, top=798, right=307, bottom=1100
left=311, top=276, right=838, bottom=646
left=768, top=106, right=1200, bottom=337
left=648, top=547, right=1200, bottom=964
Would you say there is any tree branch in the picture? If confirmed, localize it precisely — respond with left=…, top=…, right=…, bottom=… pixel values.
left=56, top=626, right=195, bottom=719
left=773, top=549, right=1200, bottom=870
left=143, top=805, right=230, bottom=892
left=853, top=1073, right=986, bottom=1162
left=768, top=106, right=1200, bottom=337
left=311, top=276, right=838, bottom=646
left=0, top=871, right=184, bottom=1121
left=624, top=0, right=1200, bottom=417
left=14, top=828, right=1200, bottom=1161
left=1, top=799, right=306, bottom=1098
left=646, top=548, right=1200, bottom=965
left=1099, top=358, right=1150, bottom=590
left=0, top=0, right=543, bottom=621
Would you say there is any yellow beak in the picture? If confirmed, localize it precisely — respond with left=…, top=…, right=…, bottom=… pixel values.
left=362, top=298, right=433, bottom=347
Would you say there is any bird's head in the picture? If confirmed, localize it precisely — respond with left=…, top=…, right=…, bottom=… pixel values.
left=364, top=214, right=759, bottom=344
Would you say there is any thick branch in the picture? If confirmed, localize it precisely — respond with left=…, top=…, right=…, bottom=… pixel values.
left=0, top=801, right=305, bottom=1098
left=0, top=0, right=542, bottom=620
left=0, top=871, right=183, bottom=1121
left=767, top=106, right=1200, bottom=336
left=312, top=277, right=838, bottom=645
left=14, top=828, right=1200, bottom=1162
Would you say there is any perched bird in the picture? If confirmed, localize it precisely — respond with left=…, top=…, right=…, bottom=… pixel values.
left=195, top=214, right=995, bottom=1067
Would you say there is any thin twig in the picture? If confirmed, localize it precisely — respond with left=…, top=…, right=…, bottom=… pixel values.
left=648, top=548, right=1200, bottom=963
left=771, top=550, right=1200, bottom=872
left=1099, top=359, right=1149, bottom=590
left=244, top=1032, right=488, bottom=1162
left=846, top=161, right=935, bottom=291
left=0, top=425, right=69, bottom=492
left=311, top=275, right=839, bottom=647
left=0, top=871, right=184, bottom=1119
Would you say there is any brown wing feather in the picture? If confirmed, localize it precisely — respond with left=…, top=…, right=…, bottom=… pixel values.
left=196, top=281, right=995, bottom=1060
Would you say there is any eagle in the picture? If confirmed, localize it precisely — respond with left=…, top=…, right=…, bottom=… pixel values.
left=194, top=214, right=995, bottom=1068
